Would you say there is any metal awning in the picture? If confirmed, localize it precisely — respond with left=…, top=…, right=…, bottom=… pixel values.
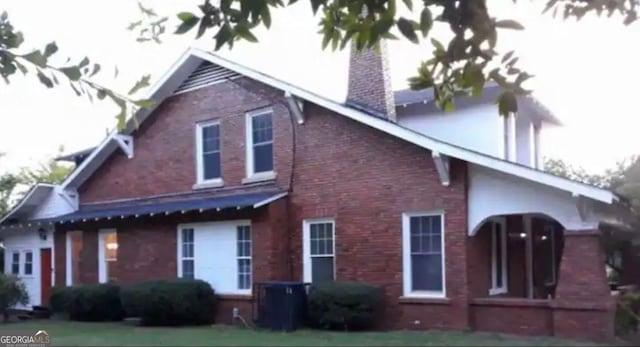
left=22, top=190, right=287, bottom=226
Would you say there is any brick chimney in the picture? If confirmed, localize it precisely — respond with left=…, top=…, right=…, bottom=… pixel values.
left=346, top=40, right=396, bottom=122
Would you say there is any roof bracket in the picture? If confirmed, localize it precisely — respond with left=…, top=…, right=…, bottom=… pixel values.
left=113, top=134, right=134, bottom=159
left=57, top=189, right=79, bottom=210
left=432, top=151, right=450, bottom=187
left=285, top=91, right=305, bottom=124
left=572, top=193, right=591, bottom=221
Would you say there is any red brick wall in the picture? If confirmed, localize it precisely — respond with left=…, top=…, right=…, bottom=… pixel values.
left=467, top=223, right=491, bottom=298
left=79, top=77, right=294, bottom=204
left=470, top=298, right=552, bottom=336
left=288, top=103, right=469, bottom=330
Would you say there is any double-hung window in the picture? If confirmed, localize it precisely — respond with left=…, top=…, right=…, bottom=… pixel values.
left=236, top=225, right=252, bottom=290
left=490, top=218, right=508, bottom=295
left=180, top=228, right=195, bottom=280
left=24, top=251, right=33, bottom=276
left=402, top=212, right=445, bottom=297
left=245, top=109, right=274, bottom=180
left=303, top=219, right=335, bottom=283
left=196, top=121, right=222, bottom=186
left=11, top=252, right=19, bottom=275
left=541, top=223, right=557, bottom=286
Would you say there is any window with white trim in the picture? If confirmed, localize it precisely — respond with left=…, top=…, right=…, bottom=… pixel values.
left=196, top=121, right=222, bottom=184
left=24, top=251, right=33, bottom=276
left=303, top=219, right=335, bottom=283
left=490, top=219, right=508, bottom=295
left=180, top=228, right=195, bottom=280
left=402, top=212, right=445, bottom=297
left=236, top=225, right=252, bottom=290
left=100, top=230, right=118, bottom=283
left=11, top=252, right=19, bottom=275
left=246, top=110, right=274, bottom=177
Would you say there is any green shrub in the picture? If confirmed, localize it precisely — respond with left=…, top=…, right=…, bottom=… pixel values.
left=307, top=281, right=383, bottom=331
left=120, top=279, right=216, bottom=326
left=50, top=286, right=75, bottom=314
left=616, top=290, right=640, bottom=337
left=63, top=284, right=124, bottom=321
left=0, top=274, right=29, bottom=322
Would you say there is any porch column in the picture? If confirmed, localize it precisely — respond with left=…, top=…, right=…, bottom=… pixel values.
left=552, top=230, right=614, bottom=342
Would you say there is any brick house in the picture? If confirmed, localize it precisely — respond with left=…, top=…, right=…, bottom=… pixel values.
left=1, top=44, right=632, bottom=341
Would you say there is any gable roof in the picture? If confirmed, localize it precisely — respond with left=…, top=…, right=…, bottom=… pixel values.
left=61, top=47, right=616, bottom=205
left=0, top=183, right=55, bottom=225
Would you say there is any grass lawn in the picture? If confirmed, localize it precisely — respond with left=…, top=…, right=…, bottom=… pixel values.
left=0, top=320, right=603, bottom=346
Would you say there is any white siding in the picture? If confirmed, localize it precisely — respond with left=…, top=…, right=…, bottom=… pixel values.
left=29, top=186, right=75, bottom=220
left=2, top=226, right=54, bottom=308
left=398, top=104, right=504, bottom=158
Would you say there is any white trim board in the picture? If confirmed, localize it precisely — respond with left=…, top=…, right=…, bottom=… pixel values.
left=62, top=47, right=617, bottom=206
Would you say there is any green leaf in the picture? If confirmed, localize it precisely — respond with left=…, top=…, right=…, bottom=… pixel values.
left=175, top=16, right=199, bottom=34
left=69, top=81, right=82, bottom=96
left=177, top=12, right=197, bottom=22
left=402, top=0, right=413, bottom=11
left=397, top=17, right=418, bottom=44
left=430, top=38, right=445, bottom=52
left=22, top=51, right=47, bottom=68
left=44, top=42, right=58, bottom=58
left=235, top=24, right=258, bottom=42
left=90, top=64, right=101, bottom=77
left=79, top=57, right=90, bottom=68
left=59, top=66, right=82, bottom=81
left=128, top=74, right=151, bottom=95
left=97, top=89, right=107, bottom=100
left=497, top=90, right=518, bottom=116
left=501, top=50, right=514, bottom=64
left=36, top=70, right=53, bottom=88
left=420, top=8, right=432, bottom=37
left=214, top=23, right=233, bottom=51
left=495, top=19, right=525, bottom=30
left=261, top=5, right=272, bottom=28
left=14, top=61, right=28, bottom=75
left=127, top=20, right=142, bottom=31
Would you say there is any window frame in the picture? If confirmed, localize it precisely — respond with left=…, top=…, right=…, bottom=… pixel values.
left=489, top=217, right=508, bottom=296
left=10, top=251, right=20, bottom=275
left=236, top=225, right=252, bottom=291
left=178, top=228, right=195, bottom=280
left=23, top=250, right=33, bottom=276
left=302, top=218, right=336, bottom=284
left=195, top=120, right=223, bottom=188
left=98, top=229, right=118, bottom=284
left=245, top=108, right=276, bottom=181
left=402, top=211, right=446, bottom=298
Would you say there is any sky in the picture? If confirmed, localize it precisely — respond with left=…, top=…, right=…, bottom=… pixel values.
left=0, top=0, right=638, bottom=175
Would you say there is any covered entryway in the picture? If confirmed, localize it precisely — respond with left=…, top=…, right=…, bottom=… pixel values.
left=466, top=164, right=631, bottom=341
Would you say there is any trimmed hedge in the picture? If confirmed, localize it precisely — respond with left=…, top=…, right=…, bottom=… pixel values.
left=120, top=279, right=216, bottom=326
left=51, top=284, right=124, bottom=321
left=307, top=281, right=383, bottom=331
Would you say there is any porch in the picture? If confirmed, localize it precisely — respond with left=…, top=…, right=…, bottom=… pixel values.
left=465, top=164, right=627, bottom=341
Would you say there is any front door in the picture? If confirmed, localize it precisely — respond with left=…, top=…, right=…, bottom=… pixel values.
left=40, top=248, right=52, bottom=306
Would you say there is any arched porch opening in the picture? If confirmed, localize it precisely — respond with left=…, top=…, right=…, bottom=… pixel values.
left=468, top=213, right=564, bottom=300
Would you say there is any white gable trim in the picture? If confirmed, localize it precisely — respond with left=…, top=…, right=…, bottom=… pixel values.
left=63, top=47, right=617, bottom=205
left=0, top=184, right=55, bottom=225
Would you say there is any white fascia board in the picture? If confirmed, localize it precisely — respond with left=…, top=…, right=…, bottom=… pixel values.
left=253, top=192, right=288, bottom=208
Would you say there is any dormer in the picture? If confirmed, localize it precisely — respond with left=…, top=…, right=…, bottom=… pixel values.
left=394, top=85, right=561, bottom=169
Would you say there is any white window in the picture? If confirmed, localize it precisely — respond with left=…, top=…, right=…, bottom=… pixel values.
left=541, top=223, right=557, bottom=286
left=66, top=231, right=83, bottom=286
left=236, top=225, right=252, bottom=290
left=23, top=251, right=33, bottom=276
left=490, top=218, right=508, bottom=295
left=179, top=228, right=195, bottom=279
left=98, top=229, right=118, bottom=283
left=177, top=221, right=252, bottom=295
left=303, top=219, right=335, bottom=283
left=11, top=251, right=20, bottom=275
left=402, top=212, right=445, bottom=298
left=195, top=121, right=222, bottom=187
left=245, top=109, right=274, bottom=180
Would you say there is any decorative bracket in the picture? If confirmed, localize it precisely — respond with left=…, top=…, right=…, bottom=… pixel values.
left=572, top=193, right=591, bottom=221
left=432, top=151, right=450, bottom=186
left=113, top=134, right=134, bottom=159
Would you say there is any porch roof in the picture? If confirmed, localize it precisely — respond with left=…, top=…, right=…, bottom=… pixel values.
left=27, top=190, right=287, bottom=225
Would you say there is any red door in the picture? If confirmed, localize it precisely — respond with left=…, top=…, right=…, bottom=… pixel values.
left=40, top=248, right=52, bottom=307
